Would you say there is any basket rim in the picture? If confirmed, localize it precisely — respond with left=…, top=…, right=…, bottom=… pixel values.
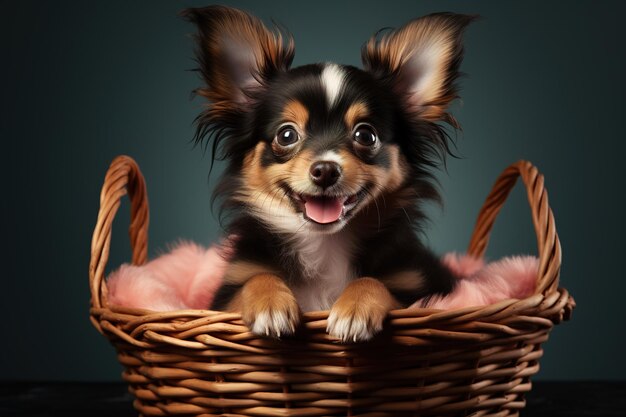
left=92, top=288, right=569, bottom=319
left=90, top=286, right=573, bottom=353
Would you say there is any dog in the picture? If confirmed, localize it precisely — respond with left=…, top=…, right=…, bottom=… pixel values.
left=183, top=6, right=474, bottom=342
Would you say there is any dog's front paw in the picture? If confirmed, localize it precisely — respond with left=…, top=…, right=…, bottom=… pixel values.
left=327, top=305, right=383, bottom=342
left=246, top=302, right=299, bottom=338
left=240, top=275, right=300, bottom=338
left=327, top=278, right=394, bottom=342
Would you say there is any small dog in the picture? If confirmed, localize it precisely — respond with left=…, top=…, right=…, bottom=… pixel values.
left=183, top=6, right=474, bottom=342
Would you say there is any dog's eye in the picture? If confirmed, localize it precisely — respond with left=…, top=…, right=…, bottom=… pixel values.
left=353, top=123, right=378, bottom=147
left=275, top=125, right=300, bottom=147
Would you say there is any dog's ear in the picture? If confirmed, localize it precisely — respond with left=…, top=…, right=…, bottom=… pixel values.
left=362, top=13, right=475, bottom=126
left=182, top=6, right=294, bottom=111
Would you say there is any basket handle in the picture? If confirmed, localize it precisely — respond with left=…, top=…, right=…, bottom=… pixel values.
left=89, top=155, right=149, bottom=309
left=467, top=160, right=561, bottom=295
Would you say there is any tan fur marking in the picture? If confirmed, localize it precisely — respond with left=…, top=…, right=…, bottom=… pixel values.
left=335, top=149, right=361, bottom=190
left=228, top=274, right=300, bottom=338
left=385, top=145, right=409, bottom=190
left=382, top=271, right=426, bottom=292
left=338, top=144, right=414, bottom=231
left=344, top=102, right=370, bottom=129
left=239, top=143, right=316, bottom=231
left=240, top=142, right=292, bottom=219
left=281, top=100, right=309, bottom=130
left=274, top=148, right=317, bottom=194
left=241, top=142, right=315, bottom=195
left=226, top=291, right=244, bottom=312
left=241, top=142, right=266, bottom=190
left=224, top=261, right=278, bottom=285
left=337, top=144, right=408, bottom=197
left=327, top=277, right=399, bottom=342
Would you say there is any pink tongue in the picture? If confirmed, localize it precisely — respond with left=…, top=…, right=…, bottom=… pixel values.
left=304, top=196, right=343, bottom=224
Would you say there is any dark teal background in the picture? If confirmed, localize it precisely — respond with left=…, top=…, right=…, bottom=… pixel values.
left=2, top=1, right=625, bottom=381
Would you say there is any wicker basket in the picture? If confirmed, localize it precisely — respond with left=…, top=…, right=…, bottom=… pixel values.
left=89, top=155, right=575, bottom=417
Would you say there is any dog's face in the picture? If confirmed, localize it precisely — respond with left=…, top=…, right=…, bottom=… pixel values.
left=238, top=63, right=409, bottom=234
left=184, top=7, right=472, bottom=234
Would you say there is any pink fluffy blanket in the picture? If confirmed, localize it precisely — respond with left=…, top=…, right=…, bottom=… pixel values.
left=107, top=242, right=538, bottom=312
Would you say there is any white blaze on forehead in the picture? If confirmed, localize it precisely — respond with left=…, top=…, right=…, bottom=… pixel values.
left=321, top=63, right=345, bottom=108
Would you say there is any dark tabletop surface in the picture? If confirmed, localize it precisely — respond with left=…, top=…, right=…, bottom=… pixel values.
left=0, top=381, right=624, bottom=417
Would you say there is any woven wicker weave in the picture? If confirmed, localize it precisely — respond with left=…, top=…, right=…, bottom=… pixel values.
left=89, top=155, right=575, bottom=417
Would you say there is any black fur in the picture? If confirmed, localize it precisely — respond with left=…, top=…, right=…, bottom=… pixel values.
left=184, top=6, right=473, bottom=311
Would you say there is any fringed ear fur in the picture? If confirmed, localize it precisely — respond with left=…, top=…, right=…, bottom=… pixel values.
left=182, top=6, right=294, bottom=113
left=362, top=13, right=475, bottom=127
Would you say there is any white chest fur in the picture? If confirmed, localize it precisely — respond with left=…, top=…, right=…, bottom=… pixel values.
left=289, top=233, right=354, bottom=312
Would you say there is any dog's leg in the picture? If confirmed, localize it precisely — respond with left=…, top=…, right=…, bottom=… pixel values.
left=327, top=277, right=399, bottom=342
left=228, top=274, right=300, bottom=338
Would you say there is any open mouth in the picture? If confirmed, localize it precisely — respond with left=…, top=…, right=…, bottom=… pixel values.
left=290, top=190, right=364, bottom=225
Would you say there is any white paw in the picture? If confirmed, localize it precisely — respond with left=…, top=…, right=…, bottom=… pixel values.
left=250, top=310, right=297, bottom=338
left=326, top=309, right=382, bottom=342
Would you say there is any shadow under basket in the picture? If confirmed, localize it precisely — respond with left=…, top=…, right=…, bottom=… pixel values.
left=89, top=156, right=575, bottom=417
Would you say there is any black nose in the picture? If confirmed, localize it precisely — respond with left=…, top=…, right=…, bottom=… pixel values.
left=309, top=161, right=342, bottom=188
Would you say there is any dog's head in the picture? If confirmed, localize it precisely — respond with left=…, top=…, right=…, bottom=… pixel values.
left=184, top=6, right=473, bottom=234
